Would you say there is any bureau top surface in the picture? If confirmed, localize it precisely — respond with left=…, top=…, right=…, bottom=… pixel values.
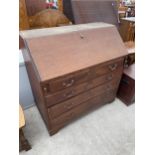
left=22, top=23, right=127, bottom=81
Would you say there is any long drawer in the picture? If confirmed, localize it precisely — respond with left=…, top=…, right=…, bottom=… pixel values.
left=41, top=58, right=124, bottom=96
left=48, top=80, right=119, bottom=118
left=45, top=69, right=122, bottom=107
left=49, top=91, right=115, bottom=131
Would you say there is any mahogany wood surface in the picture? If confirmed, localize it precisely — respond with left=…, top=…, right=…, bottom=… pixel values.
left=21, top=23, right=127, bottom=135
left=49, top=91, right=116, bottom=135
left=117, top=64, right=135, bottom=105
left=71, top=0, right=119, bottom=27
left=23, top=25, right=127, bottom=81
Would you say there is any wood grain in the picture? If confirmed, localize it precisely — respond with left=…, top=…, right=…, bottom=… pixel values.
left=24, top=24, right=127, bottom=81
left=21, top=23, right=127, bottom=135
left=19, top=0, right=29, bottom=30
left=19, top=105, right=25, bottom=128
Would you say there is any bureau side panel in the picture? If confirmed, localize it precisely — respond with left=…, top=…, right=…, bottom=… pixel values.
left=22, top=47, right=51, bottom=130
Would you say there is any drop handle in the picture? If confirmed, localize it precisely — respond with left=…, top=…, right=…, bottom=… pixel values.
left=63, top=79, right=74, bottom=87
left=108, top=63, right=118, bottom=71
left=63, top=91, right=74, bottom=98
left=43, top=86, right=49, bottom=93
left=43, top=87, right=47, bottom=92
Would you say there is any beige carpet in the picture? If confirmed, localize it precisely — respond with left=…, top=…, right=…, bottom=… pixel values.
left=20, top=98, right=135, bottom=155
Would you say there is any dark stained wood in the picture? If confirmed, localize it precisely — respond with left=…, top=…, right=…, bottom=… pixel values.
left=63, top=0, right=75, bottom=23
left=117, top=64, right=135, bottom=105
left=48, top=79, right=120, bottom=119
left=19, top=129, right=31, bottom=151
left=42, top=68, right=90, bottom=95
left=45, top=70, right=122, bottom=107
left=25, top=0, right=46, bottom=16
left=21, top=24, right=127, bottom=81
left=42, top=58, right=123, bottom=96
left=22, top=47, right=51, bottom=130
left=20, top=23, right=127, bottom=135
left=49, top=91, right=116, bottom=135
left=92, top=58, right=124, bottom=78
left=71, top=0, right=119, bottom=27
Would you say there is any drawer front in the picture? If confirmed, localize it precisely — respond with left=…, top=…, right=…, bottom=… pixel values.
left=45, top=70, right=122, bottom=107
left=42, top=58, right=124, bottom=96
left=48, top=79, right=119, bottom=119
left=49, top=91, right=116, bottom=128
left=91, top=58, right=124, bottom=78
left=45, top=82, right=88, bottom=107
left=87, top=68, right=122, bottom=90
left=42, top=69, right=90, bottom=95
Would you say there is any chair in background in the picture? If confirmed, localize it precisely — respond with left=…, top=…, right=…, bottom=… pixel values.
left=123, top=21, right=135, bottom=68
left=19, top=104, right=31, bottom=152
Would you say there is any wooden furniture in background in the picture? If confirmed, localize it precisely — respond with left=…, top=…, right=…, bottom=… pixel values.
left=20, top=23, right=127, bottom=135
left=19, top=105, right=25, bottom=128
left=118, top=6, right=128, bottom=21
left=117, top=63, right=135, bottom=105
left=19, top=0, right=29, bottom=49
left=25, top=0, right=46, bottom=16
left=71, top=0, right=119, bottom=27
left=58, top=0, right=63, bottom=12
left=19, top=105, right=31, bottom=151
left=19, top=0, right=29, bottom=30
left=119, top=17, right=135, bottom=42
left=127, top=22, right=135, bottom=42
left=28, top=9, right=70, bottom=29
left=63, top=0, right=75, bottom=23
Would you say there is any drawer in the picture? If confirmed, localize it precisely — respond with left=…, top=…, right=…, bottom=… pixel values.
left=45, top=71, right=122, bottom=107
left=45, top=82, right=88, bottom=107
left=48, top=79, right=119, bottom=119
left=42, top=69, right=90, bottom=95
left=91, top=58, right=124, bottom=78
left=87, top=68, right=122, bottom=90
left=49, top=91, right=116, bottom=128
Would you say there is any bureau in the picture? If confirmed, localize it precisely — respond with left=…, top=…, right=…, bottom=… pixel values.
left=20, top=22, right=127, bottom=135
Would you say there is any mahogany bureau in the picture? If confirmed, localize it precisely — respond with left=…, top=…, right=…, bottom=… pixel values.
left=20, top=23, right=127, bottom=135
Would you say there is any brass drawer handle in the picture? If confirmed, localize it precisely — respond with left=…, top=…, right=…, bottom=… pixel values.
left=43, top=85, right=49, bottom=93
left=43, top=87, right=47, bottom=92
left=63, top=91, right=74, bottom=98
left=108, top=63, right=118, bottom=71
left=63, top=79, right=75, bottom=87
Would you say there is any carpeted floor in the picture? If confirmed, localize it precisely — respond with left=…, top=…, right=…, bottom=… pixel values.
left=20, top=98, right=135, bottom=155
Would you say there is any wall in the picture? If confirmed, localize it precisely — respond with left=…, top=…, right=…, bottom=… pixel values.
left=19, top=51, right=35, bottom=109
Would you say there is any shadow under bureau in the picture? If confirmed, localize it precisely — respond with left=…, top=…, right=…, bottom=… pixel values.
left=20, top=22, right=127, bottom=135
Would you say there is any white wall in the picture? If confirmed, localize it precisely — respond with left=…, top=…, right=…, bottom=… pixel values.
left=19, top=51, right=35, bottom=109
